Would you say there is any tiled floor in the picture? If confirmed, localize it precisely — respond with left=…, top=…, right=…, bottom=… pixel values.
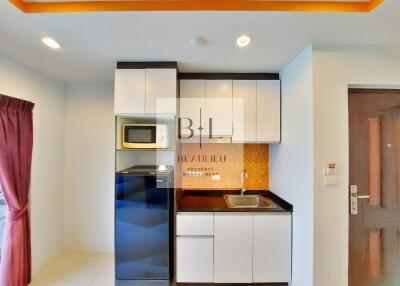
left=30, top=252, right=114, bottom=286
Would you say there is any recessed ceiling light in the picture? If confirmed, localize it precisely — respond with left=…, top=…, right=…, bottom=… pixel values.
left=42, top=37, right=61, bottom=50
left=236, top=34, right=252, bottom=48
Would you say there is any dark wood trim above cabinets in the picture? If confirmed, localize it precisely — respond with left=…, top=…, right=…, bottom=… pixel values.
left=348, top=88, right=400, bottom=94
left=178, top=73, right=279, bottom=80
left=117, top=61, right=178, bottom=70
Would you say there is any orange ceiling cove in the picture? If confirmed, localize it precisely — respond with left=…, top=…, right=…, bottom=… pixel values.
left=10, top=0, right=384, bottom=13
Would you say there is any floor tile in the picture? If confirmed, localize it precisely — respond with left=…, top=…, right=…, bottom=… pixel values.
left=30, top=252, right=113, bottom=286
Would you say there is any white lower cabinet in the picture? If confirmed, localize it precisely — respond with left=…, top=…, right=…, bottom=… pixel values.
left=176, top=212, right=214, bottom=283
left=214, top=213, right=253, bottom=283
left=176, top=236, right=214, bottom=282
left=253, top=213, right=292, bottom=282
left=177, top=212, right=213, bottom=236
left=176, top=212, right=292, bottom=283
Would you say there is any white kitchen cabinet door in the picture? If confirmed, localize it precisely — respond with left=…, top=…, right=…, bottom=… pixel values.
left=214, top=213, right=253, bottom=283
left=179, top=80, right=206, bottom=138
left=256, top=80, right=281, bottom=142
left=145, top=68, right=177, bottom=114
left=176, top=212, right=214, bottom=236
left=205, top=80, right=233, bottom=137
left=176, top=236, right=214, bottom=283
left=253, top=213, right=292, bottom=283
left=232, top=80, right=257, bottom=142
left=114, top=69, right=146, bottom=114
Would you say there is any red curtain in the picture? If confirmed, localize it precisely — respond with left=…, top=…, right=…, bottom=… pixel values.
left=0, top=94, right=34, bottom=286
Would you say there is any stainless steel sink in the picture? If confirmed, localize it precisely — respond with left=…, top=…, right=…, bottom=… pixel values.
left=224, top=195, right=278, bottom=209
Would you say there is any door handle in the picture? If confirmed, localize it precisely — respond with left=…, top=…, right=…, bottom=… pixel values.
left=357, top=195, right=370, bottom=199
left=350, top=185, right=370, bottom=215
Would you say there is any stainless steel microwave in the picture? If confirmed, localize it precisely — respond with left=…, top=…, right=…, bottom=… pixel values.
left=122, top=124, right=169, bottom=149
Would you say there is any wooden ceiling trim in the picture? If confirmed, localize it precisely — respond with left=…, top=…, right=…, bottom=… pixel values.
left=368, top=0, right=384, bottom=10
left=9, top=0, right=27, bottom=11
left=10, top=0, right=384, bottom=13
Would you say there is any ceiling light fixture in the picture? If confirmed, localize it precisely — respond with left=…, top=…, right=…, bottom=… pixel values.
left=236, top=35, right=252, bottom=48
left=42, top=37, right=61, bottom=50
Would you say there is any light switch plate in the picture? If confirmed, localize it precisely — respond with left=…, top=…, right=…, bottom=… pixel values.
left=324, top=176, right=338, bottom=186
left=323, top=163, right=338, bottom=186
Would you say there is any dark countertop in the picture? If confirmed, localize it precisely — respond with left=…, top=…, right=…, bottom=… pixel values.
left=176, top=190, right=293, bottom=213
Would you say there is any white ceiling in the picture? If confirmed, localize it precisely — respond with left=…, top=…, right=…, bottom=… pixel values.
left=0, top=1, right=398, bottom=83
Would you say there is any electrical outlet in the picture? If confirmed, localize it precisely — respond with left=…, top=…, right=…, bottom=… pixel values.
left=211, top=174, right=221, bottom=181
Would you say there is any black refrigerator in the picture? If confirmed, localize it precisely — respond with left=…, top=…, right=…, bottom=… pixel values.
left=115, top=165, right=173, bottom=286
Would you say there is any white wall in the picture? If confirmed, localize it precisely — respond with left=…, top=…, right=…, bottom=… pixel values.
left=313, top=47, right=400, bottom=286
left=64, top=83, right=114, bottom=253
left=0, top=54, right=66, bottom=275
left=0, top=54, right=114, bottom=274
left=270, top=46, right=314, bottom=286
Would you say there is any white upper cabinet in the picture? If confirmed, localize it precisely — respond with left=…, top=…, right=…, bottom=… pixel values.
left=114, top=69, right=146, bottom=114
left=145, top=68, right=177, bottom=114
left=114, top=67, right=177, bottom=115
left=214, top=213, right=253, bottom=283
left=257, top=80, right=281, bottom=142
left=179, top=80, right=206, bottom=138
left=232, top=80, right=257, bottom=142
left=178, top=78, right=280, bottom=143
left=205, top=80, right=233, bottom=137
left=253, top=213, right=292, bottom=282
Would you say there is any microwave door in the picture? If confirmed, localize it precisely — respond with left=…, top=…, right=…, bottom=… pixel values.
left=123, top=126, right=156, bottom=149
left=126, top=126, right=156, bottom=143
left=123, top=124, right=168, bottom=149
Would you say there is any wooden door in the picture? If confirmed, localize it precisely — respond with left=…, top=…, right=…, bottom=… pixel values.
left=349, top=89, right=400, bottom=286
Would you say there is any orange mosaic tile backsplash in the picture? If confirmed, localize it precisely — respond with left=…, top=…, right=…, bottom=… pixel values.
left=176, top=143, right=269, bottom=190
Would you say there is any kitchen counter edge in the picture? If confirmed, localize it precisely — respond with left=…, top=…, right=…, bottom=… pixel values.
left=176, top=190, right=293, bottom=213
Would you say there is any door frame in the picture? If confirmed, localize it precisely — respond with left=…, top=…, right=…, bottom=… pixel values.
left=348, top=87, right=400, bottom=285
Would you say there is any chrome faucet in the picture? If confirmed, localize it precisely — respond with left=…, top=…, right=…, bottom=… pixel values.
left=240, top=170, right=248, bottom=196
